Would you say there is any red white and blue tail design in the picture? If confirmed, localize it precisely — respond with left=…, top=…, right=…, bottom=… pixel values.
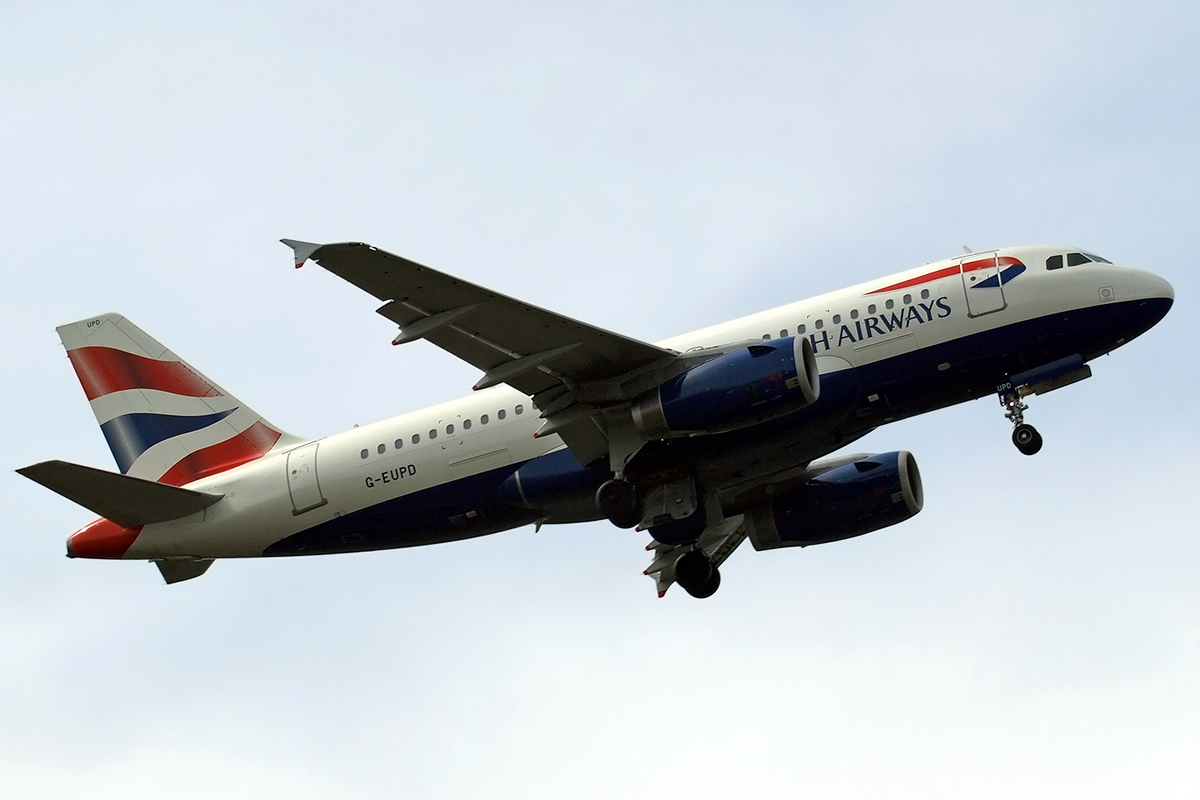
left=57, top=314, right=301, bottom=486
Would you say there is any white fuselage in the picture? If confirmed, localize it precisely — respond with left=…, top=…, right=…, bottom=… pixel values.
left=104, top=244, right=1174, bottom=560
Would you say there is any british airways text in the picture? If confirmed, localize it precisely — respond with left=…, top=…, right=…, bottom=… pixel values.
left=809, top=296, right=952, bottom=353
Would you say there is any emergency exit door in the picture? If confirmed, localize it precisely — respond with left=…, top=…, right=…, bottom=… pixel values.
left=286, top=442, right=327, bottom=515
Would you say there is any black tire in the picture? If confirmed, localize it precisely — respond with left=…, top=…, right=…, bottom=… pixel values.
left=596, top=479, right=640, bottom=528
left=1012, top=424, right=1043, bottom=456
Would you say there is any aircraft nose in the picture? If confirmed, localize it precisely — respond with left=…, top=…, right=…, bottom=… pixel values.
left=1153, top=273, right=1175, bottom=303
left=1123, top=271, right=1174, bottom=334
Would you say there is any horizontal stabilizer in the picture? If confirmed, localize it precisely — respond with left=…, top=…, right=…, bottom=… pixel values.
left=155, top=558, right=214, bottom=584
left=17, top=460, right=223, bottom=527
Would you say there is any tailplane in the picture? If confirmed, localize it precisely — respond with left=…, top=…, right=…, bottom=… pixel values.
left=57, top=313, right=302, bottom=485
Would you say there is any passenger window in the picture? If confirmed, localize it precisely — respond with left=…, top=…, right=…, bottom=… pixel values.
left=798, top=324, right=806, bottom=334
left=815, top=319, right=824, bottom=330
left=1067, top=252, right=1092, bottom=267
left=481, top=414, right=489, bottom=425
left=446, top=424, right=454, bottom=434
left=412, top=433, right=420, bottom=444
left=515, top=405, right=524, bottom=415
left=394, top=439, right=403, bottom=449
left=498, top=409, right=507, bottom=420
left=850, top=309, right=859, bottom=320
left=429, top=429, right=438, bottom=440
left=762, top=333, right=770, bottom=340
left=921, top=289, right=930, bottom=300
left=903, top=294, right=912, bottom=305
left=377, top=443, right=386, bottom=455
left=1046, top=254, right=1063, bottom=270
left=780, top=329, right=788, bottom=337
left=832, top=314, right=841, bottom=324
left=463, top=419, right=472, bottom=430
left=886, top=299, right=894, bottom=310
left=360, top=449, right=369, bottom=460
left=868, top=304, right=877, bottom=315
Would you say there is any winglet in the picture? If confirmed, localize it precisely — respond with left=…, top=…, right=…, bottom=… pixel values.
left=281, top=239, right=324, bottom=269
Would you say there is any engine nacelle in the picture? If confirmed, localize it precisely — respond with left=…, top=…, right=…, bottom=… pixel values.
left=632, top=336, right=820, bottom=438
left=745, top=451, right=923, bottom=550
left=496, top=448, right=609, bottom=523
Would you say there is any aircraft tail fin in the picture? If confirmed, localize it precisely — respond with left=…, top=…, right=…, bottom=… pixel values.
left=56, top=313, right=301, bottom=485
left=17, top=460, right=223, bottom=527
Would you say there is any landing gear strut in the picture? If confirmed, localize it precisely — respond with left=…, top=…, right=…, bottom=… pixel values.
left=596, top=478, right=641, bottom=529
left=1000, top=387, right=1043, bottom=456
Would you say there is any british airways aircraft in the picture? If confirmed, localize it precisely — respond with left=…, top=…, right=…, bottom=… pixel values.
left=18, top=241, right=1174, bottom=597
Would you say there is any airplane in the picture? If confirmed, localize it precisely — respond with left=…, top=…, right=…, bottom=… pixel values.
left=17, top=241, right=1174, bottom=597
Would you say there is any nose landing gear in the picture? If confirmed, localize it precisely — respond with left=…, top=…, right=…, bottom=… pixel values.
left=1000, top=388, right=1043, bottom=456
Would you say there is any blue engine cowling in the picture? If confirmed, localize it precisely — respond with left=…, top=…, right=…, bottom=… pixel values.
left=632, top=336, right=820, bottom=438
left=745, top=451, right=923, bottom=550
left=496, top=448, right=609, bottom=523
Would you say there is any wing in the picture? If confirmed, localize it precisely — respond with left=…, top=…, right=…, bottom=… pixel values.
left=285, top=239, right=685, bottom=464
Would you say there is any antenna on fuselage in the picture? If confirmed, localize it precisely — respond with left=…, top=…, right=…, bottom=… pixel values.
left=962, top=245, right=973, bottom=254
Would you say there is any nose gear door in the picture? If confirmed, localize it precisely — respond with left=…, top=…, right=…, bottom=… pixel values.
left=960, top=252, right=1006, bottom=317
left=286, top=442, right=327, bottom=515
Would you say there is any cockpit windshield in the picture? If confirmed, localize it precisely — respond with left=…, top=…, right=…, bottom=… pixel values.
left=1046, top=251, right=1114, bottom=270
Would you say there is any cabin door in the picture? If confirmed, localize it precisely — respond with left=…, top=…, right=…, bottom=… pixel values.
left=287, top=442, right=327, bottom=515
left=959, top=252, right=1006, bottom=317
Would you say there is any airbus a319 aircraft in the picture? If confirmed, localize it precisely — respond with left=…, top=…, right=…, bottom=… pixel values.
left=19, top=241, right=1173, bottom=597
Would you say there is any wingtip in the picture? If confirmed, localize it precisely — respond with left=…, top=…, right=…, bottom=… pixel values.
left=280, top=238, right=323, bottom=268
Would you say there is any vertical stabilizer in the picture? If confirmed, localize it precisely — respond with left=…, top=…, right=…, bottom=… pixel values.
left=57, top=314, right=302, bottom=485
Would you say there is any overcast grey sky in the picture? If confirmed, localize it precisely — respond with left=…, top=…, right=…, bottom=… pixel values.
left=3, top=2, right=1197, bottom=797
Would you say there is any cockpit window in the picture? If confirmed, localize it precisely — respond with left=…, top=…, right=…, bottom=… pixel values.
left=1084, top=252, right=1112, bottom=264
left=1046, top=254, right=1063, bottom=270
left=1067, top=252, right=1092, bottom=267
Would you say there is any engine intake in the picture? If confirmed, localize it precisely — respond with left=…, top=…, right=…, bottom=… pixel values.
left=632, top=336, right=820, bottom=438
left=746, top=451, right=923, bottom=550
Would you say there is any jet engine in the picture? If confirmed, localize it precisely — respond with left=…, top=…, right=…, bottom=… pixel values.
left=631, top=336, right=820, bottom=438
left=745, top=451, right=923, bottom=550
left=496, top=448, right=609, bottom=523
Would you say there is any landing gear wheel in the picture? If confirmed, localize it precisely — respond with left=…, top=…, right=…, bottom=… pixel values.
left=674, top=550, right=720, bottom=598
left=596, top=479, right=640, bottom=529
left=1012, top=423, right=1043, bottom=456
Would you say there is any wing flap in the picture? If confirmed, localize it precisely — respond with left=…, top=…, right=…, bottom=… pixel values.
left=18, top=460, right=223, bottom=527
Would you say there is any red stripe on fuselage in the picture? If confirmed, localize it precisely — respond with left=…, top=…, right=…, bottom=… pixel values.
left=68, top=346, right=220, bottom=401
left=157, top=421, right=283, bottom=486
left=69, top=518, right=143, bottom=559
left=866, top=256, right=1023, bottom=295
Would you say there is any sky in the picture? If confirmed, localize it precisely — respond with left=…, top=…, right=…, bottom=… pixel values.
left=2, top=1, right=1198, bottom=797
